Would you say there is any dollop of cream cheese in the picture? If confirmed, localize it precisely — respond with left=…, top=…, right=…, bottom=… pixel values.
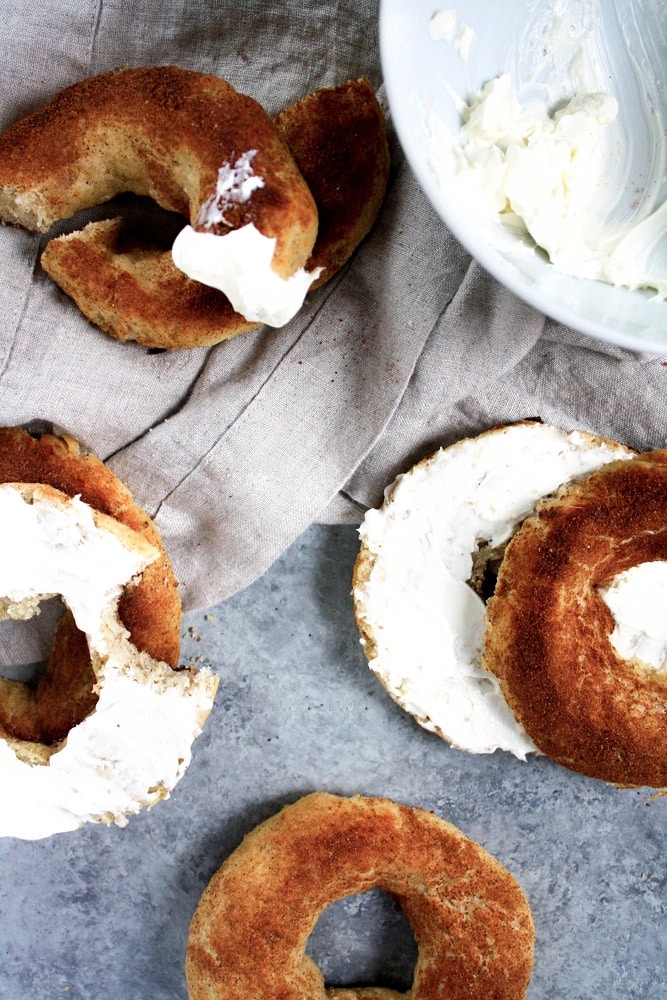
left=599, top=561, right=667, bottom=671
left=427, top=73, right=667, bottom=297
left=354, top=423, right=633, bottom=758
left=172, top=222, right=320, bottom=327
left=171, top=150, right=320, bottom=327
left=0, top=485, right=218, bottom=841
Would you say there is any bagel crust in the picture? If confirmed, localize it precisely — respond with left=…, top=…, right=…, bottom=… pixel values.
left=352, top=422, right=633, bottom=758
left=186, top=792, right=534, bottom=1000
left=0, top=427, right=181, bottom=747
left=276, top=78, right=390, bottom=289
left=484, top=451, right=667, bottom=787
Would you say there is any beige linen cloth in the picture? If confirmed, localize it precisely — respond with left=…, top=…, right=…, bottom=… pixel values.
left=1, top=0, right=666, bottom=652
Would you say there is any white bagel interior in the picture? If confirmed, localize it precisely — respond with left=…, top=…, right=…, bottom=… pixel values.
left=353, top=423, right=634, bottom=757
left=0, top=483, right=218, bottom=840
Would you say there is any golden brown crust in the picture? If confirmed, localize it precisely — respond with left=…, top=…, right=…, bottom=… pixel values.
left=0, top=66, right=317, bottom=279
left=39, top=76, right=389, bottom=349
left=276, top=78, right=390, bottom=288
left=185, top=792, right=534, bottom=1000
left=0, top=427, right=181, bottom=745
left=484, top=451, right=667, bottom=787
left=42, top=218, right=258, bottom=349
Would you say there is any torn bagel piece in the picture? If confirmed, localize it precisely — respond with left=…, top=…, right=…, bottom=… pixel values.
left=353, top=422, right=667, bottom=786
left=0, top=68, right=389, bottom=348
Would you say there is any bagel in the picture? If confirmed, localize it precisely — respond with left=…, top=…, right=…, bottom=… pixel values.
left=0, top=70, right=389, bottom=348
left=353, top=422, right=633, bottom=757
left=0, top=65, right=319, bottom=337
left=483, top=450, right=667, bottom=787
left=39, top=76, right=388, bottom=348
left=0, top=427, right=181, bottom=746
left=185, top=792, right=534, bottom=1000
left=0, top=66, right=317, bottom=271
left=0, top=481, right=218, bottom=839
left=275, top=78, right=390, bottom=290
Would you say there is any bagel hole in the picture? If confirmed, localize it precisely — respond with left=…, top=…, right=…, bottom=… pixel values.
left=0, top=595, right=66, bottom=683
left=468, top=539, right=508, bottom=602
left=46, top=193, right=187, bottom=250
left=305, top=889, right=417, bottom=992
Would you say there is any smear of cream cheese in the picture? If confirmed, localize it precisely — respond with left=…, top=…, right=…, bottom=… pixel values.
left=599, top=561, right=667, bottom=671
left=429, top=9, right=476, bottom=61
left=354, top=424, right=633, bottom=758
left=172, top=222, right=320, bottom=327
left=196, top=151, right=266, bottom=230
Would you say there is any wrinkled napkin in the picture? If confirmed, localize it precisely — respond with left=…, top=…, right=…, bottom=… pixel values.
left=0, top=0, right=665, bottom=642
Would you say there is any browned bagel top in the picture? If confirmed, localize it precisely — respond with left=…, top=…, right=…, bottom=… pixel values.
left=186, top=792, right=534, bottom=1000
left=484, top=451, right=667, bottom=787
left=276, top=77, right=390, bottom=287
left=38, top=76, right=389, bottom=349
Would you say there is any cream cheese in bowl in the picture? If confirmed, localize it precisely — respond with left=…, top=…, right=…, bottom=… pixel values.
left=380, top=0, right=667, bottom=351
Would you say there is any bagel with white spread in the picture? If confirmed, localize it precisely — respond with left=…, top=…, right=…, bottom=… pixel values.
left=353, top=422, right=634, bottom=761
left=0, top=430, right=218, bottom=839
left=484, top=450, right=667, bottom=786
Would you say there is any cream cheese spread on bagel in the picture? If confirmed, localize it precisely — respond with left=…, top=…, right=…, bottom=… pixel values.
left=172, top=221, right=321, bottom=327
left=353, top=423, right=634, bottom=757
left=0, top=483, right=218, bottom=840
left=598, top=562, right=667, bottom=671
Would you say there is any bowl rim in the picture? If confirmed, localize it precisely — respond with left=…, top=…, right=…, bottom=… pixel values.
left=378, top=0, right=667, bottom=355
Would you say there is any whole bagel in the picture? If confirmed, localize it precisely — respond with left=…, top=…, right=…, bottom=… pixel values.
left=484, top=451, right=667, bottom=787
left=186, top=792, right=535, bottom=1000
left=0, top=427, right=181, bottom=748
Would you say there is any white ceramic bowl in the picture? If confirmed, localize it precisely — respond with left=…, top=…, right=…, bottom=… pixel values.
left=380, top=0, right=667, bottom=353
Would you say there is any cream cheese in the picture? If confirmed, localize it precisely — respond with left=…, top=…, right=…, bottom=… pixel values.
left=0, top=485, right=218, bottom=840
left=196, top=151, right=266, bottom=230
left=429, top=9, right=475, bottom=61
left=599, top=561, right=667, bottom=671
left=426, top=3, right=667, bottom=298
left=354, top=424, right=633, bottom=757
left=429, top=10, right=456, bottom=43
left=172, top=221, right=320, bottom=327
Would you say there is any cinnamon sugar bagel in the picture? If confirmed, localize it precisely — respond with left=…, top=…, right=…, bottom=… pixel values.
left=0, top=65, right=319, bottom=341
left=0, top=69, right=388, bottom=348
left=185, top=792, right=534, bottom=1000
left=0, top=65, right=317, bottom=275
left=353, top=423, right=633, bottom=758
left=38, top=76, right=388, bottom=348
left=0, top=480, right=217, bottom=839
left=484, top=451, right=667, bottom=787
left=0, top=427, right=181, bottom=746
